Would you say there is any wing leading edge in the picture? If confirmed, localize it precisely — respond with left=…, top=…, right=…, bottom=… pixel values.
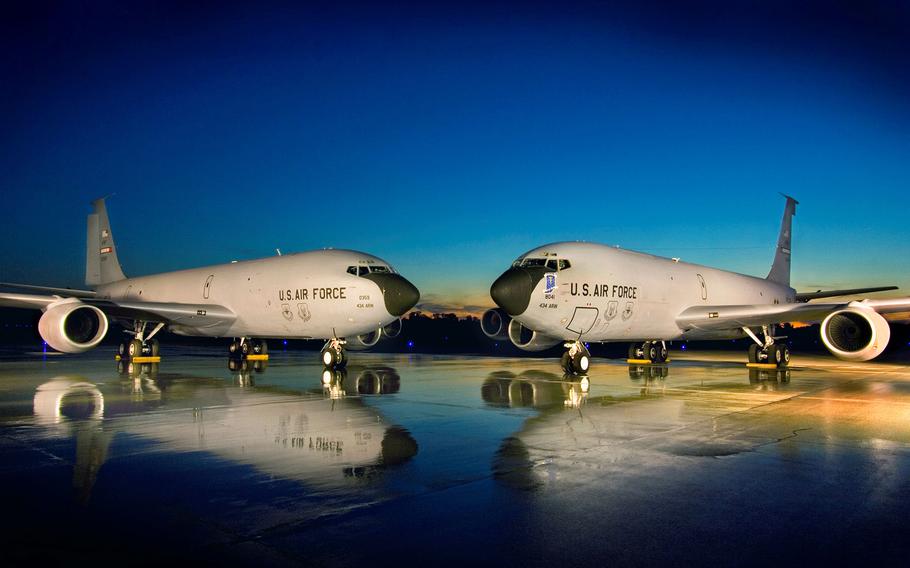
left=0, top=292, right=236, bottom=334
left=676, top=298, right=910, bottom=332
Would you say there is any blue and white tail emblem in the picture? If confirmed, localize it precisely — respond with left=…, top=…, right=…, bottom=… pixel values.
left=544, top=273, right=557, bottom=294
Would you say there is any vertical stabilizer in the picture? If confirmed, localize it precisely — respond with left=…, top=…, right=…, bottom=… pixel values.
left=85, top=198, right=127, bottom=286
left=766, top=194, right=798, bottom=286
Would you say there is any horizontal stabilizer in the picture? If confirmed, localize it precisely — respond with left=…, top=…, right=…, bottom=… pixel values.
left=795, top=286, right=898, bottom=302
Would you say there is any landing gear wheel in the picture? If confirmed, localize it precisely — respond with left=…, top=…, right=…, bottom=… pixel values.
left=118, top=342, right=127, bottom=357
left=647, top=341, right=668, bottom=363
left=229, top=341, right=241, bottom=357
left=561, top=352, right=572, bottom=373
left=628, top=343, right=640, bottom=360
left=149, top=339, right=160, bottom=357
left=127, top=339, right=142, bottom=358
left=572, top=351, right=590, bottom=373
left=241, top=340, right=253, bottom=357
left=321, top=344, right=347, bottom=369
left=772, top=344, right=790, bottom=367
left=255, top=340, right=268, bottom=355
left=748, top=344, right=759, bottom=363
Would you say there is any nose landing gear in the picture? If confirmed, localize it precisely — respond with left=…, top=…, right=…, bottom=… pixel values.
left=561, top=341, right=591, bottom=375
left=321, top=338, right=347, bottom=370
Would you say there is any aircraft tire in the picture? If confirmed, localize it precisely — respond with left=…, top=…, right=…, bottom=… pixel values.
left=561, top=352, right=572, bottom=373
left=229, top=341, right=240, bottom=356
left=150, top=339, right=160, bottom=357
left=241, top=341, right=253, bottom=356
left=321, top=347, right=335, bottom=367
left=748, top=344, right=759, bottom=363
left=127, top=339, right=142, bottom=358
left=572, top=351, right=590, bottom=374
left=259, top=340, right=268, bottom=355
left=772, top=344, right=784, bottom=366
left=628, top=343, right=638, bottom=359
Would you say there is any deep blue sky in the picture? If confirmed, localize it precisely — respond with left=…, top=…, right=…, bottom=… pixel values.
left=2, top=1, right=908, bottom=313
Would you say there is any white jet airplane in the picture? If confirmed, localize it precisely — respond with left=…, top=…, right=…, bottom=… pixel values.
left=0, top=199, right=419, bottom=368
left=481, top=195, right=909, bottom=374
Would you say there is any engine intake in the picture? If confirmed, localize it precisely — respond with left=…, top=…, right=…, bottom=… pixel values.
left=38, top=300, right=109, bottom=353
left=507, top=319, right=561, bottom=352
left=820, top=307, right=890, bottom=361
left=481, top=308, right=511, bottom=340
left=347, top=327, right=383, bottom=351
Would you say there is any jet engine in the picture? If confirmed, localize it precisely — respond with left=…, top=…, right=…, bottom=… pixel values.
left=507, top=319, right=561, bottom=352
left=346, top=327, right=383, bottom=351
left=382, top=318, right=403, bottom=339
left=820, top=306, right=891, bottom=361
left=481, top=308, right=511, bottom=340
left=38, top=300, right=109, bottom=353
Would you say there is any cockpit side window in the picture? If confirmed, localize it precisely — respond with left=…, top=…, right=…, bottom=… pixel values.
left=557, top=259, right=571, bottom=270
left=358, top=266, right=369, bottom=276
left=347, top=266, right=357, bottom=275
left=369, top=265, right=391, bottom=274
left=519, top=258, right=548, bottom=268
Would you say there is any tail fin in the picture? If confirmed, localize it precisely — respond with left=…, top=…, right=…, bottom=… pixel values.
left=85, top=198, right=127, bottom=286
left=766, top=194, right=798, bottom=286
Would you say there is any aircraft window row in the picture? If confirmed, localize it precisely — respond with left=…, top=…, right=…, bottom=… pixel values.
left=347, top=265, right=394, bottom=276
left=513, top=258, right=572, bottom=270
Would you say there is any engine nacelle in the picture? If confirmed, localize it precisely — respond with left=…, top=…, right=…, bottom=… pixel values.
left=382, top=318, right=403, bottom=339
left=820, top=306, right=891, bottom=361
left=481, top=308, right=511, bottom=340
left=346, top=327, right=383, bottom=351
left=508, top=319, right=561, bottom=352
left=38, top=300, right=109, bottom=353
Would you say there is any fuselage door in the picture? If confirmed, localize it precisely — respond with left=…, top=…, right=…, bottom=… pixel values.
left=203, top=275, right=214, bottom=299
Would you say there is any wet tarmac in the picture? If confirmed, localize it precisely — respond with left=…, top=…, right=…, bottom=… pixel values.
left=2, top=347, right=910, bottom=566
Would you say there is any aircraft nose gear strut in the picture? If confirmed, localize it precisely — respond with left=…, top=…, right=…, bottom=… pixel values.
left=228, top=338, right=268, bottom=359
left=321, top=338, right=347, bottom=370
left=627, top=340, right=668, bottom=364
left=744, top=325, right=790, bottom=368
left=561, top=340, right=591, bottom=375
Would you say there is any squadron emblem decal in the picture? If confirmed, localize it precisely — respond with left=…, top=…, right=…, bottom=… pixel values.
left=281, top=303, right=293, bottom=320
left=544, top=273, right=557, bottom=294
left=298, top=303, right=311, bottom=322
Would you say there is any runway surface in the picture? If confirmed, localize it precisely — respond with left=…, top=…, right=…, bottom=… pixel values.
left=1, top=347, right=910, bottom=566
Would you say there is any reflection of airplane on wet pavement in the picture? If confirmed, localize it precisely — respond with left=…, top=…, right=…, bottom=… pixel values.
left=482, top=195, right=910, bottom=373
left=1, top=198, right=419, bottom=368
left=481, top=368, right=800, bottom=490
left=31, top=365, right=416, bottom=502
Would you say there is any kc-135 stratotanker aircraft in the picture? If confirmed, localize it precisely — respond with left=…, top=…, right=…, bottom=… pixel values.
left=0, top=199, right=420, bottom=368
left=482, top=195, right=910, bottom=374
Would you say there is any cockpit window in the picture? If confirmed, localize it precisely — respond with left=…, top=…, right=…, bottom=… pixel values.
left=358, top=266, right=369, bottom=276
left=369, top=265, right=391, bottom=274
left=557, top=259, right=571, bottom=270
left=347, top=266, right=357, bottom=275
left=519, top=258, right=548, bottom=268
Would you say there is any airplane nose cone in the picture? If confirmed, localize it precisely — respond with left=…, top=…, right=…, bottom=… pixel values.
left=490, top=267, right=543, bottom=316
left=366, top=274, right=420, bottom=317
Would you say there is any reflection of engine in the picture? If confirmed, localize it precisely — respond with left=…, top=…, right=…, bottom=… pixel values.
left=481, top=308, right=510, bottom=340
left=820, top=306, right=891, bottom=361
left=507, top=319, right=561, bottom=352
left=38, top=299, right=109, bottom=353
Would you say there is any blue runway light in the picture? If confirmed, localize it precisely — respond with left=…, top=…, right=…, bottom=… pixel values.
left=681, top=344, right=687, bottom=350
left=407, top=340, right=414, bottom=348
left=283, top=339, right=288, bottom=345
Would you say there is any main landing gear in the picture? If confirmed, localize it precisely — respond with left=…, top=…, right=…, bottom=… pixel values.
left=321, top=338, right=347, bottom=370
left=561, top=341, right=591, bottom=375
left=743, top=325, right=790, bottom=368
left=228, top=338, right=268, bottom=358
left=628, top=340, right=669, bottom=364
left=118, top=321, right=164, bottom=360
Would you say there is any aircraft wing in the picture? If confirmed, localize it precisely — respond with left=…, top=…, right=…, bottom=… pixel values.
left=676, top=298, right=910, bottom=331
left=0, top=292, right=236, bottom=333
